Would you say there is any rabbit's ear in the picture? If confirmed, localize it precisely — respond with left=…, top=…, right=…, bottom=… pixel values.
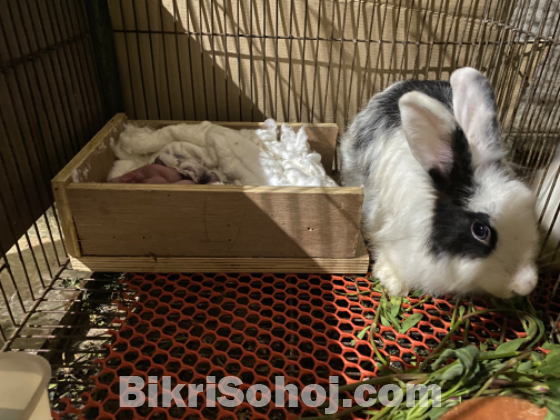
left=450, top=67, right=503, bottom=165
left=399, top=91, right=458, bottom=177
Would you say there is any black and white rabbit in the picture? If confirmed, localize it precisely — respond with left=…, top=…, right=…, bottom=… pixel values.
left=341, top=67, right=539, bottom=298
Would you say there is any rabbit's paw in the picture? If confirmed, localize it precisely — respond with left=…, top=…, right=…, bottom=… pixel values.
left=373, top=255, right=409, bottom=297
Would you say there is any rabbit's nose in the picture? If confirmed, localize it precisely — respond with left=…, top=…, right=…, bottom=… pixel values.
left=511, top=264, right=538, bottom=296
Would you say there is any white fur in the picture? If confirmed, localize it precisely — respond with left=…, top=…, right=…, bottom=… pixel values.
left=450, top=67, right=506, bottom=166
left=464, top=166, right=538, bottom=297
left=532, top=145, right=560, bottom=266
left=341, top=68, right=539, bottom=298
left=108, top=120, right=337, bottom=187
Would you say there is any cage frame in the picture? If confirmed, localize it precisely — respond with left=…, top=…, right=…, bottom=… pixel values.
left=1, top=0, right=560, bottom=418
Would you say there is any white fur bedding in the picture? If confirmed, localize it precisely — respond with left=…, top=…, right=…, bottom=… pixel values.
left=108, top=119, right=337, bottom=187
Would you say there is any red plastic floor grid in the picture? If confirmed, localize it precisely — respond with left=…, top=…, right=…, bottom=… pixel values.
left=52, top=273, right=559, bottom=420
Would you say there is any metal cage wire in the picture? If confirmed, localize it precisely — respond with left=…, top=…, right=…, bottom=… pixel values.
left=0, top=0, right=560, bottom=418
left=0, top=0, right=104, bottom=345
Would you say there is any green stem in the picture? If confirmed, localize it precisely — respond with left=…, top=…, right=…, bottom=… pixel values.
left=525, top=315, right=545, bottom=349
left=419, top=324, right=462, bottom=371
left=462, top=299, right=474, bottom=347
left=499, top=381, right=550, bottom=390
left=472, top=351, right=531, bottom=399
left=528, top=297, right=538, bottom=317
left=404, top=384, right=437, bottom=418
left=370, top=292, right=390, bottom=368
left=334, top=290, right=373, bottom=297
left=450, top=298, right=460, bottom=329
left=419, top=308, right=519, bottom=371
left=440, top=377, right=468, bottom=401
left=479, top=351, right=521, bottom=360
left=337, top=373, right=429, bottom=393
left=479, top=388, right=504, bottom=395
left=369, top=405, right=393, bottom=420
left=405, top=296, right=430, bottom=312
left=499, top=317, right=508, bottom=344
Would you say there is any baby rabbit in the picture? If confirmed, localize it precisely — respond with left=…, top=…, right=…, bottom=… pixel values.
left=341, top=67, right=539, bottom=298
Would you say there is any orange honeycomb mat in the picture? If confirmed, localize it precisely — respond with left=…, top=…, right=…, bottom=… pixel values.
left=53, top=273, right=556, bottom=420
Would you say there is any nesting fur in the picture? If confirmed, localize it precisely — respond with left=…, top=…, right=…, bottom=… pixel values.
left=108, top=120, right=337, bottom=187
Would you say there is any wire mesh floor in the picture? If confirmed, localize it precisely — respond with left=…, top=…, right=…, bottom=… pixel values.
left=16, top=271, right=552, bottom=420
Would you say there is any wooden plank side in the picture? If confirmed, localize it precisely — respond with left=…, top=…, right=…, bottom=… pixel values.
left=67, top=183, right=363, bottom=259
left=53, top=113, right=126, bottom=184
left=69, top=253, right=369, bottom=274
left=132, top=120, right=339, bottom=174
left=52, top=113, right=127, bottom=257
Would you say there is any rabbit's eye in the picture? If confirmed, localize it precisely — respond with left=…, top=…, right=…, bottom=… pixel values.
left=472, top=222, right=491, bottom=243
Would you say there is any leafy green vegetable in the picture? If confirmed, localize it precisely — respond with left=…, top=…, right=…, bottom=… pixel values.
left=495, top=337, right=526, bottom=353
left=547, top=399, right=560, bottom=416
left=298, top=276, right=560, bottom=420
left=428, top=406, right=452, bottom=420
left=390, top=296, right=402, bottom=317
left=380, top=316, right=391, bottom=327
left=541, top=346, right=560, bottom=375
left=356, top=326, right=370, bottom=340
left=400, top=312, right=423, bottom=333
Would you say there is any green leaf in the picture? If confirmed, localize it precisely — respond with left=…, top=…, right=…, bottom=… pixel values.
left=541, top=347, right=560, bottom=375
left=432, top=349, right=458, bottom=369
left=410, top=289, right=424, bottom=299
left=400, top=313, right=423, bottom=333
left=519, top=313, right=534, bottom=333
left=459, top=305, right=466, bottom=318
left=547, top=379, right=560, bottom=396
left=386, top=312, right=402, bottom=331
left=546, top=398, right=560, bottom=416
left=431, top=346, right=479, bottom=381
left=390, top=296, right=402, bottom=317
left=545, top=411, right=560, bottom=420
left=480, top=341, right=488, bottom=352
left=542, top=342, right=560, bottom=351
left=455, top=345, right=480, bottom=369
left=436, top=362, right=465, bottom=380
left=532, top=318, right=547, bottom=347
left=428, top=407, right=451, bottom=420
left=517, top=360, right=534, bottom=372
left=380, top=316, right=391, bottom=327
left=380, top=297, right=388, bottom=310
left=495, top=338, right=526, bottom=353
left=376, top=362, right=394, bottom=377
left=357, top=326, right=370, bottom=340
left=532, top=351, right=545, bottom=362
left=486, top=360, right=507, bottom=373
left=507, top=373, right=531, bottom=382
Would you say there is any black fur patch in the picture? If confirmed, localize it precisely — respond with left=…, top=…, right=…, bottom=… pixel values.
left=429, top=128, right=497, bottom=258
